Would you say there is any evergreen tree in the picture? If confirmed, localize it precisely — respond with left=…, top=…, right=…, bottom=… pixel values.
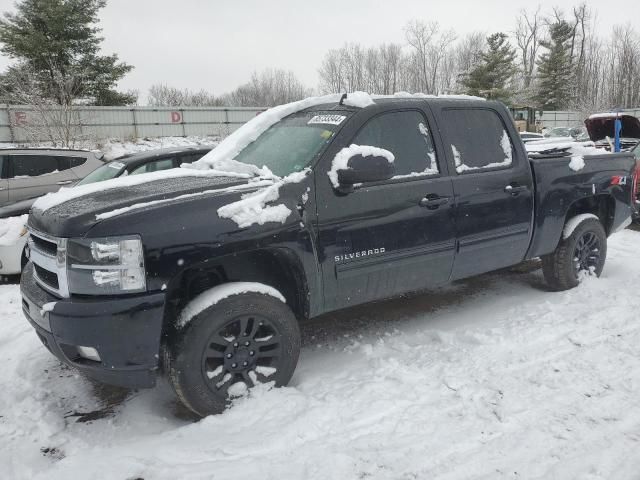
left=534, top=21, right=575, bottom=110
left=462, top=33, right=517, bottom=103
left=0, top=0, right=134, bottom=105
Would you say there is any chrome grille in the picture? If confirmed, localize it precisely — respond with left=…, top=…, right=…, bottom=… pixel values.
left=28, top=229, right=69, bottom=298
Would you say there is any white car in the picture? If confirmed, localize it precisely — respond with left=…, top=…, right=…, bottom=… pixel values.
left=0, top=215, right=28, bottom=275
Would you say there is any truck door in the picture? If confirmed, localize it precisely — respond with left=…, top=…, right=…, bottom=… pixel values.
left=440, top=107, right=534, bottom=279
left=315, top=108, right=456, bottom=311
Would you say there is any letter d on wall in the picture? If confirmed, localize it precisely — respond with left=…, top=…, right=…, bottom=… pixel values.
left=171, top=111, right=182, bottom=123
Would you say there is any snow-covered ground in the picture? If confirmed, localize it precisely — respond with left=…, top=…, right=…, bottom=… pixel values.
left=2, top=229, right=640, bottom=480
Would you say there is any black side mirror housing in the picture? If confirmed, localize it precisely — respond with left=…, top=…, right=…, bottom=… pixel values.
left=336, top=153, right=395, bottom=187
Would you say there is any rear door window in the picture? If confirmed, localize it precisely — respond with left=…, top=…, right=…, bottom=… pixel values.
left=57, top=155, right=87, bottom=171
left=8, top=155, right=59, bottom=178
left=352, top=110, right=439, bottom=179
left=443, top=109, right=515, bottom=174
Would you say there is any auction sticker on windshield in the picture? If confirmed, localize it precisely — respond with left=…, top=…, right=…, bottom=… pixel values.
left=308, top=115, right=346, bottom=126
left=108, top=162, right=125, bottom=169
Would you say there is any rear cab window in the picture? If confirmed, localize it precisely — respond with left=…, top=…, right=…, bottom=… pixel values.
left=351, top=110, right=439, bottom=181
left=443, top=109, right=515, bottom=174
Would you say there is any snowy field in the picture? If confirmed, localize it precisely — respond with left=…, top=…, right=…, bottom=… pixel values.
left=2, top=228, right=640, bottom=480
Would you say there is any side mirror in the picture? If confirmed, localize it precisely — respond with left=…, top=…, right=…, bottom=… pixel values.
left=333, top=148, right=395, bottom=189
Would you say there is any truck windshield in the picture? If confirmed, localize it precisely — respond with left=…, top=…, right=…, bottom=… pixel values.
left=233, top=111, right=349, bottom=177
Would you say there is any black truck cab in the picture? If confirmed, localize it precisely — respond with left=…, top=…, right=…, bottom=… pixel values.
left=21, top=95, right=637, bottom=416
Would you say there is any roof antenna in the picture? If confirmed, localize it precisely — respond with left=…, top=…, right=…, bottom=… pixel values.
left=339, top=93, right=347, bottom=105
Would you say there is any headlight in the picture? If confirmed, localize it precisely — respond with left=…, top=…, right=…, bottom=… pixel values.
left=66, top=235, right=146, bottom=295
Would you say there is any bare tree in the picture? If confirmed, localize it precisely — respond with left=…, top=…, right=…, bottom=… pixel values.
left=1, top=62, right=92, bottom=147
left=148, top=84, right=222, bottom=106
left=223, top=69, right=311, bottom=107
left=514, top=7, right=543, bottom=89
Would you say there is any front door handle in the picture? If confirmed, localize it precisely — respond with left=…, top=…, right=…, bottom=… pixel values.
left=504, top=184, right=527, bottom=196
left=419, top=195, right=449, bottom=209
left=56, top=180, right=73, bottom=185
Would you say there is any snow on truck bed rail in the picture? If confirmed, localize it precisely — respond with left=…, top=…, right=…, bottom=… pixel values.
left=525, top=139, right=611, bottom=172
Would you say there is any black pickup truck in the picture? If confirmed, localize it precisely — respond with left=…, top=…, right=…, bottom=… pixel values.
left=21, top=96, right=637, bottom=417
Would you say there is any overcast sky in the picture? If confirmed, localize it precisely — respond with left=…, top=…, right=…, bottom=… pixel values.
left=0, top=0, right=634, bottom=99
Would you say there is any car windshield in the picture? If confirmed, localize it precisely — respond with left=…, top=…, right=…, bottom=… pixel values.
left=546, top=127, right=572, bottom=137
left=233, top=111, right=349, bottom=177
left=77, top=161, right=126, bottom=185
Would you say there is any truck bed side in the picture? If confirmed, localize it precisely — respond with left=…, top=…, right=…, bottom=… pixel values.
left=527, top=153, right=635, bottom=259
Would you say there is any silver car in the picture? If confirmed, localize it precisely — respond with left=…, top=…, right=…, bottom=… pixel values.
left=0, top=149, right=104, bottom=206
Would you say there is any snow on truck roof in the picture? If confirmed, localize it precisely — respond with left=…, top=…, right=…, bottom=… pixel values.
left=33, top=92, right=485, bottom=213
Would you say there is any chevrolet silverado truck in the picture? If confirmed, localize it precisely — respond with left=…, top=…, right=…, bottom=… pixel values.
left=21, top=95, right=637, bottom=417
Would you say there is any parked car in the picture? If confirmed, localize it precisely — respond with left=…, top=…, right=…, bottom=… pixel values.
left=0, top=149, right=104, bottom=207
left=584, top=113, right=640, bottom=151
left=543, top=126, right=573, bottom=138
left=77, top=146, right=214, bottom=186
left=0, top=146, right=213, bottom=275
left=21, top=95, right=637, bottom=417
left=519, top=132, right=544, bottom=143
left=0, top=214, right=28, bottom=276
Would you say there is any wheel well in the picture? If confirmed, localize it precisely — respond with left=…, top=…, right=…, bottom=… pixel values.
left=164, top=249, right=309, bottom=329
left=564, top=195, right=615, bottom=235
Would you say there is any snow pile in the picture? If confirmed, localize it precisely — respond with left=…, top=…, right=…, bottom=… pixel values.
left=100, top=136, right=219, bottom=161
left=0, top=215, right=28, bottom=246
left=588, top=112, right=622, bottom=119
left=32, top=166, right=254, bottom=213
left=342, top=91, right=375, bottom=108
left=500, top=130, right=513, bottom=163
left=454, top=130, right=513, bottom=174
left=95, top=180, right=273, bottom=221
left=328, top=144, right=395, bottom=188
left=178, top=282, right=285, bottom=328
left=217, top=169, right=310, bottom=228
left=526, top=139, right=610, bottom=172
left=2, top=230, right=640, bottom=479
left=373, top=91, right=487, bottom=102
left=569, top=156, right=586, bottom=171
left=563, top=213, right=599, bottom=239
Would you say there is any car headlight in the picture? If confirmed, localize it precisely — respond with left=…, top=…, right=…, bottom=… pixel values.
left=66, top=235, right=146, bottom=295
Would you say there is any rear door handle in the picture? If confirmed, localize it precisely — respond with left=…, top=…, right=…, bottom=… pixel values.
left=56, top=180, right=73, bottom=185
left=419, top=195, right=449, bottom=209
left=504, top=184, right=527, bottom=195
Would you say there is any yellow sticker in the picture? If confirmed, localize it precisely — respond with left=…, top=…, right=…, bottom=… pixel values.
left=320, top=130, right=333, bottom=139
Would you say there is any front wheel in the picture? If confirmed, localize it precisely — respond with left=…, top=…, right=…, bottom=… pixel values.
left=166, top=291, right=300, bottom=417
left=542, top=217, right=607, bottom=291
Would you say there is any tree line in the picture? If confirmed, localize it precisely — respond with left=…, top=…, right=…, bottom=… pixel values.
left=0, top=0, right=639, bottom=115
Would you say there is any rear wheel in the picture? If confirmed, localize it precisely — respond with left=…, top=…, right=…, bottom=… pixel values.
left=542, top=217, right=607, bottom=291
left=166, top=291, right=300, bottom=417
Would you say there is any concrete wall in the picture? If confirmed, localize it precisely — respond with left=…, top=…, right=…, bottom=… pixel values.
left=539, top=109, right=640, bottom=129
left=0, top=105, right=265, bottom=143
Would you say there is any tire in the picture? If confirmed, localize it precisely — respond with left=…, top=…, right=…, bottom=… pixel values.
left=542, top=217, right=607, bottom=291
left=166, top=291, right=300, bottom=417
